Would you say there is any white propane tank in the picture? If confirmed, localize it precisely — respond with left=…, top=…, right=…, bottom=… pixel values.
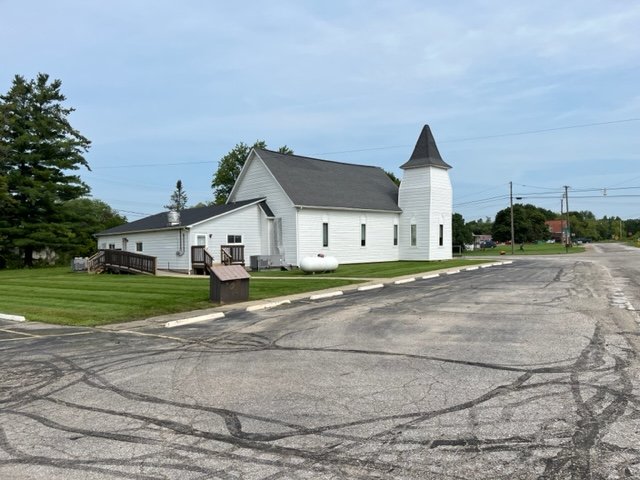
left=300, top=255, right=339, bottom=273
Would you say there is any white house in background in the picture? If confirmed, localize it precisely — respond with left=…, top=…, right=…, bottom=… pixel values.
left=95, top=199, right=274, bottom=272
left=95, top=125, right=452, bottom=272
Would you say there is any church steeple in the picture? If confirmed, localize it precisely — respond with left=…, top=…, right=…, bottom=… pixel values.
left=400, top=125, right=451, bottom=170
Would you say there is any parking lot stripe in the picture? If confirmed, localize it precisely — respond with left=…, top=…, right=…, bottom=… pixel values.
left=115, top=330, right=187, bottom=342
left=0, top=330, right=93, bottom=342
left=0, top=328, right=38, bottom=337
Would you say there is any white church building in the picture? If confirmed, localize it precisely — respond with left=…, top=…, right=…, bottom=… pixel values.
left=95, top=125, right=453, bottom=272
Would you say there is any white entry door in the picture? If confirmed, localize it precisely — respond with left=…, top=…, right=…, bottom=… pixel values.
left=196, top=235, right=207, bottom=247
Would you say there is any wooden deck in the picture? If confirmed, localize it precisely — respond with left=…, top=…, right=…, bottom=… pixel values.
left=191, top=245, right=245, bottom=273
left=191, top=246, right=216, bottom=274
left=220, top=245, right=245, bottom=266
left=88, top=250, right=157, bottom=275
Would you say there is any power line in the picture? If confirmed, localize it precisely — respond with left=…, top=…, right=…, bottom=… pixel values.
left=514, top=183, right=561, bottom=191
left=90, top=117, right=640, bottom=169
left=456, top=185, right=640, bottom=207
left=453, top=183, right=507, bottom=201
left=315, top=144, right=408, bottom=156
left=95, top=160, right=212, bottom=170
left=114, top=209, right=153, bottom=217
left=441, top=118, right=640, bottom=144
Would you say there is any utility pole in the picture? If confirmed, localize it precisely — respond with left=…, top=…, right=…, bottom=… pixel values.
left=560, top=197, right=564, bottom=244
left=564, top=185, right=571, bottom=252
left=620, top=218, right=623, bottom=240
left=510, top=181, right=515, bottom=255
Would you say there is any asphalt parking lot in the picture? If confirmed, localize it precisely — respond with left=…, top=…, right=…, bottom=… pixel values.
left=1, top=244, right=639, bottom=479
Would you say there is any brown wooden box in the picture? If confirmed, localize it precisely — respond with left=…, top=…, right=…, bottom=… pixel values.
left=209, top=265, right=250, bottom=304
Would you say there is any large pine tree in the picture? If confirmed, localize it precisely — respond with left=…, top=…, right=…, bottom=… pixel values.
left=0, top=73, right=91, bottom=266
left=164, top=179, right=188, bottom=211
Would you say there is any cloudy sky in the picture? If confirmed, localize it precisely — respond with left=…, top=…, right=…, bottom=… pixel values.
left=2, top=1, right=639, bottom=221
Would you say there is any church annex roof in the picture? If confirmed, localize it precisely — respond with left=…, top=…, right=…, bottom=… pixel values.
left=96, top=198, right=268, bottom=236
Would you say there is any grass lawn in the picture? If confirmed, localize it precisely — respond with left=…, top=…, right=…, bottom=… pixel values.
left=250, top=259, right=487, bottom=278
left=465, top=243, right=586, bottom=256
left=0, top=267, right=359, bottom=327
left=627, top=239, right=640, bottom=248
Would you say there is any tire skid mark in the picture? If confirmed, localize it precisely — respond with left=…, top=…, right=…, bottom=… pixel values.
left=1, top=262, right=640, bottom=478
left=2, top=319, right=637, bottom=479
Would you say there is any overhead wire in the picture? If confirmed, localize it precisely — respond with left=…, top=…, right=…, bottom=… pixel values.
left=454, top=186, right=640, bottom=209
left=89, top=117, right=640, bottom=170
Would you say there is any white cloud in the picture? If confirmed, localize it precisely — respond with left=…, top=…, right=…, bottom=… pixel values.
left=2, top=0, right=640, bottom=217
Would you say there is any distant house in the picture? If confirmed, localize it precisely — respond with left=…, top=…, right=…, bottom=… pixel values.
left=545, top=219, right=567, bottom=243
left=472, top=234, right=493, bottom=249
left=95, top=125, right=453, bottom=273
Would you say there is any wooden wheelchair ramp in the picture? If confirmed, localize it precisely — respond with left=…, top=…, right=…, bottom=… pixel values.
left=88, top=250, right=157, bottom=275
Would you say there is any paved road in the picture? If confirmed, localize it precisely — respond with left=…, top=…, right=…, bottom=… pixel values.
left=1, top=244, right=639, bottom=479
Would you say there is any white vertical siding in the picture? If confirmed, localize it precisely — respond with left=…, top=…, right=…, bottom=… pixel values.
left=428, top=168, right=453, bottom=260
left=297, top=209, right=400, bottom=264
left=229, top=153, right=297, bottom=264
left=399, top=168, right=431, bottom=260
left=398, top=166, right=452, bottom=260
left=96, top=204, right=271, bottom=272
left=190, top=204, right=266, bottom=263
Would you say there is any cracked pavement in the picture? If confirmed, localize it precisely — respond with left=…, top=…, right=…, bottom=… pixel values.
left=1, top=243, right=639, bottom=479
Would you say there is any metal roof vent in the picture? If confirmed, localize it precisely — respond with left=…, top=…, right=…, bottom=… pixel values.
left=167, top=210, right=180, bottom=226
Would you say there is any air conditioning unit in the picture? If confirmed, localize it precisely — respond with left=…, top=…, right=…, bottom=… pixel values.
left=250, top=255, right=284, bottom=271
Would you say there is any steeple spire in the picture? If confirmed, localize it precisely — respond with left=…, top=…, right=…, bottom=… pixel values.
left=400, top=125, right=451, bottom=170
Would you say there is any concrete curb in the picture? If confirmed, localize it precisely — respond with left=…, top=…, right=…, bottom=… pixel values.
left=309, top=291, right=344, bottom=300
left=422, top=274, right=440, bottom=279
left=246, top=299, right=292, bottom=312
left=394, top=277, right=416, bottom=285
left=0, top=313, right=26, bottom=322
left=107, top=260, right=512, bottom=329
left=164, top=312, right=225, bottom=328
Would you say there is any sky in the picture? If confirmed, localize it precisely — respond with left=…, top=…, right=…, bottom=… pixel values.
left=2, top=0, right=640, bottom=222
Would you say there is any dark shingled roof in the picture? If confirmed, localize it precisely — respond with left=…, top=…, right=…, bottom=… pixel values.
left=400, top=125, right=451, bottom=170
left=254, top=149, right=400, bottom=211
left=97, top=199, right=265, bottom=235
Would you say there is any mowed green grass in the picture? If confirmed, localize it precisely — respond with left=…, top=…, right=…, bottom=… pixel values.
left=250, top=259, right=487, bottom=278
left=465, top=243, right=586, bottom=256
left=0, top=267, right=358, bottom=327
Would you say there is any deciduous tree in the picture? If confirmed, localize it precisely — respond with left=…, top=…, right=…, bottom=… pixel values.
left=452, top=213, right=473, bottom=249
left=492, top=204, right=550, bottom=243
left=466, top=216, right=493, bottom=235
left=62, top=198, right=126, bottom=257
left=385, top=170, right=401, bottom=186
left=211, top=141, right=293, bottom=204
